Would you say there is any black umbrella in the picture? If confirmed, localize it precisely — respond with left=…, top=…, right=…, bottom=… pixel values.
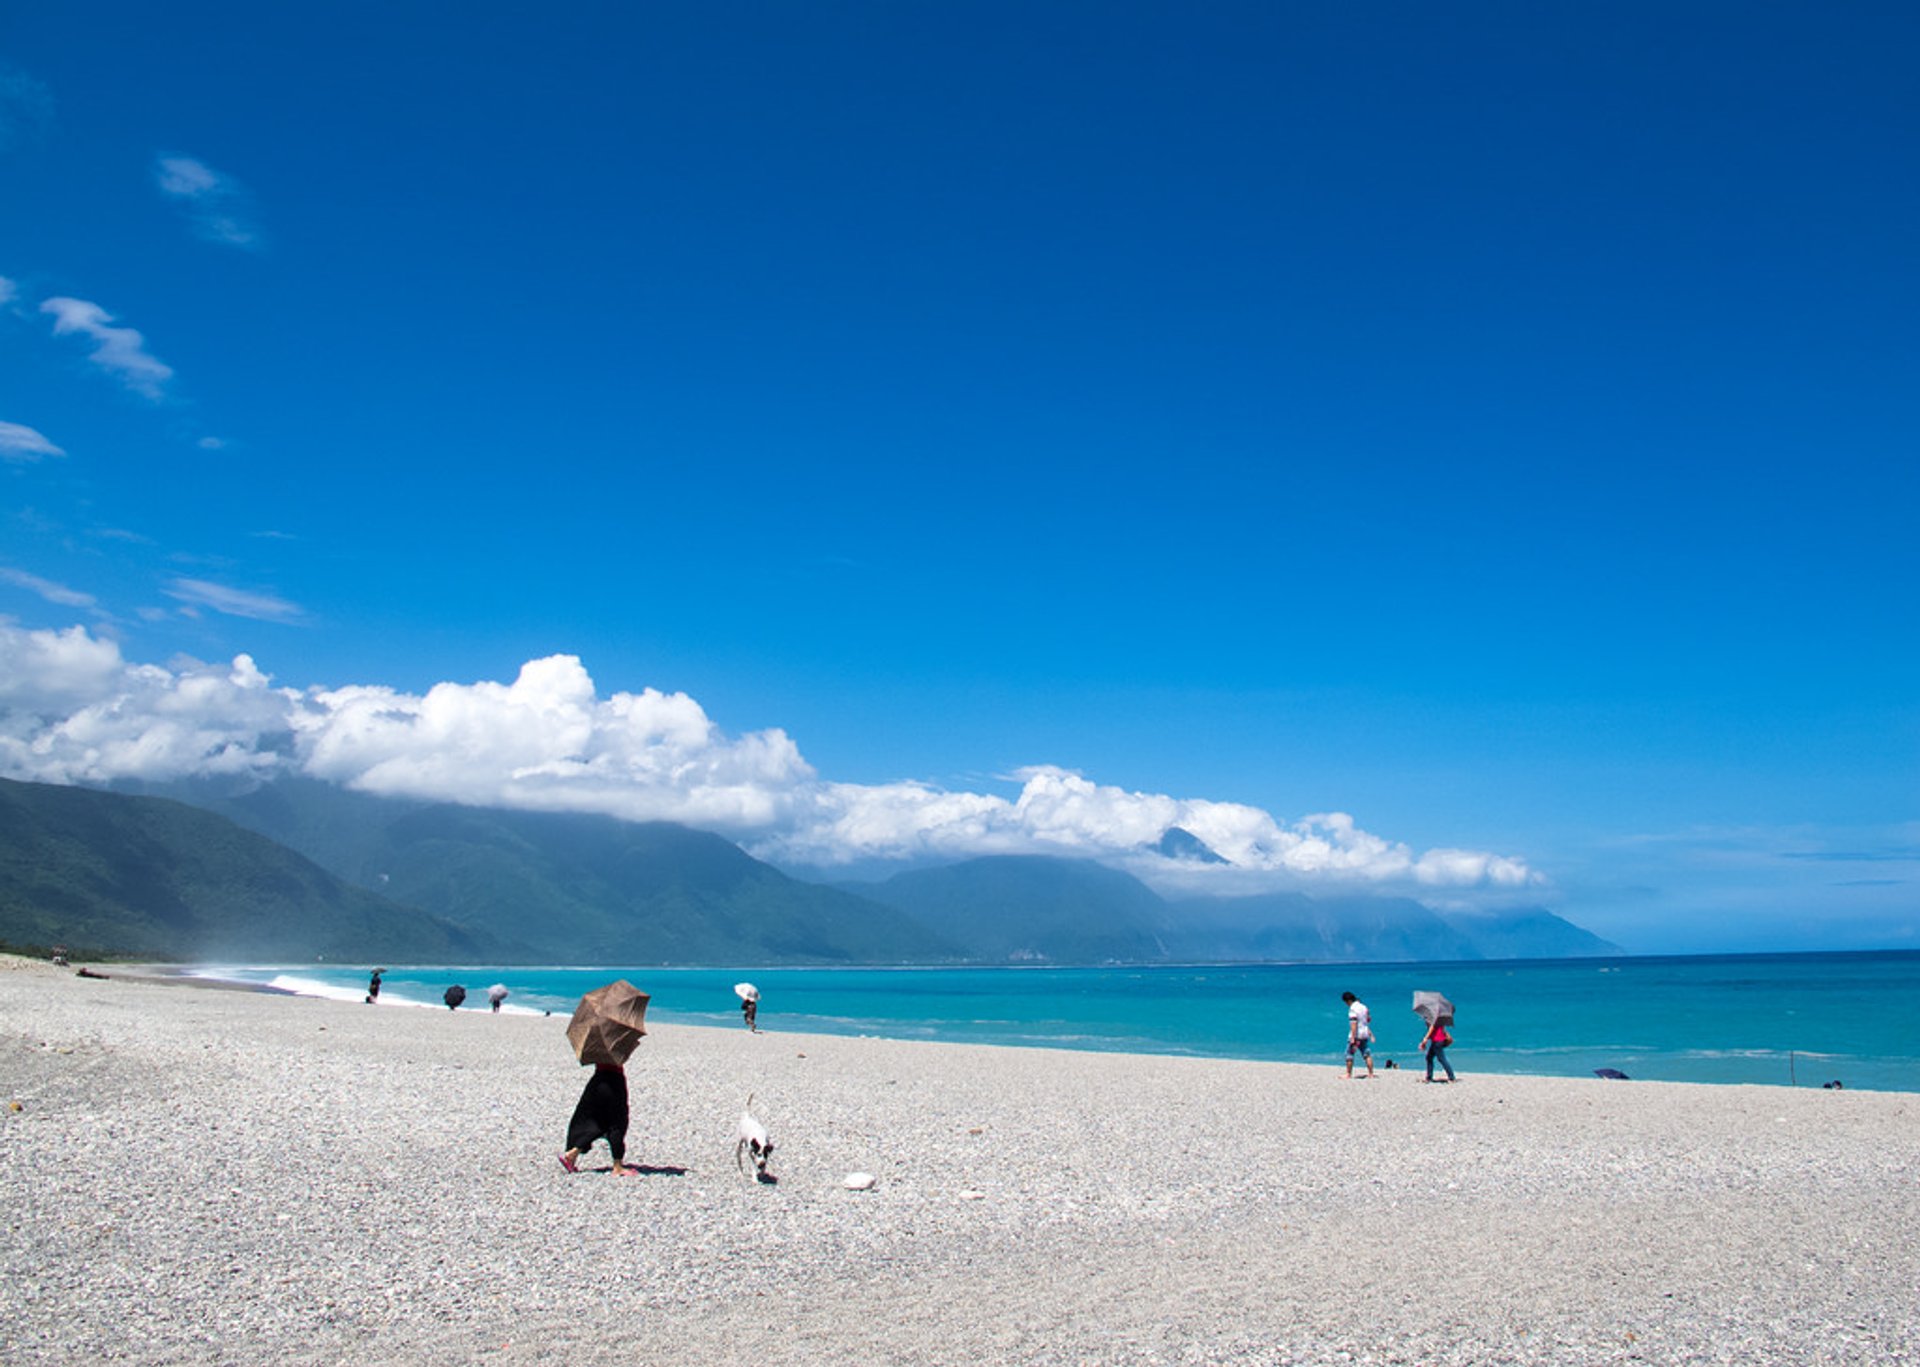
left=444, top=984, right=467, bottom=1010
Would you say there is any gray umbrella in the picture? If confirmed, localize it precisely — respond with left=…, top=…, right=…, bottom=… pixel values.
left=1412, top=990, right=1454, bottom=1028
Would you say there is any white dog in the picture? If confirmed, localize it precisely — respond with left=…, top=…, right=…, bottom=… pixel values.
left=735, top=1094, right=775, bottom=1180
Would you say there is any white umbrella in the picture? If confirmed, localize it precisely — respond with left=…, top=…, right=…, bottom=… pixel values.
left=734, top=982, right=760, bottom=1003
left=487, top=983, right=509, bottom=1004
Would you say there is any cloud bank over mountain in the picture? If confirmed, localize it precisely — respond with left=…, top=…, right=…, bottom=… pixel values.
left=0, top=623, right=1540, bottom=893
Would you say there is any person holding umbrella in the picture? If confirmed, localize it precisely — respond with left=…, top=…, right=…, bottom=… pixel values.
left=560, top=1064, right=636, bottom=1176
left=559, top=980, right=650, bottom=1176
left=1413, top=990, right=1457, bottom=1084
left=735, top=982, right=760, bottom=1033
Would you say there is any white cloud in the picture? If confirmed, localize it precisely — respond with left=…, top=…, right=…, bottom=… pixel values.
left=1412, top=846, right=1535, bottom=888
left=0, top=275, right=18, bottom=306
left=0, top=420, right=64, bottom=461
left=0, top=568, right=96, bottom=610
left=763, top=768, right=1533, bottom=889
left=41, top=298, right=174, bottom=399
left=0, top=624, right=127, bottom=711
left=155, top=154, right=263, bottom=250
left=0, top=626, right=288, bottom=784
left=0, top=625, right=1541, bottom=892
left=294, top=655, right=814, bottom=829
left=155, top=156, right=221, bottom=198
left=164, top=578, right=303, bottom=623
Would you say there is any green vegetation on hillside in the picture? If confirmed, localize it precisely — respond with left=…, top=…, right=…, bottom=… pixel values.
left=0, top=778, right=492, bottom=962
left=182, top=779, right=960, bottom=964
left=28, top=775, right=1619, bottom=966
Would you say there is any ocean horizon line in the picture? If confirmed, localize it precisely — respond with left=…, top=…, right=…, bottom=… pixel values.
left=172, top=944, right=1920, bottom=976
left=160, top=949, right=1920, bottom=1094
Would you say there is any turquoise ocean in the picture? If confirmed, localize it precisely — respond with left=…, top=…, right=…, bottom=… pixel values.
left=203, top=951, right=1920, bottom=1093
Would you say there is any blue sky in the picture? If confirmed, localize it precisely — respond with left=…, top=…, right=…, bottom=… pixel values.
left=2, top=3, right=1915, bottom=952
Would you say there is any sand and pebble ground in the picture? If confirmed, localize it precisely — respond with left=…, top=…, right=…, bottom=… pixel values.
left=2, top=953, right=1916, bottom=1365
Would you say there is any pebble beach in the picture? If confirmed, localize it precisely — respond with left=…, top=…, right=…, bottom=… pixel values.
left=3, top=953, right=1916, bottom=1366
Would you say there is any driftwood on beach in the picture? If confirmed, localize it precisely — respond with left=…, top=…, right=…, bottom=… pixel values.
left=1, top=954, right=1915, bottom=1366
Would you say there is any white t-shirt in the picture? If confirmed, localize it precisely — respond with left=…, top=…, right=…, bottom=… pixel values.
left=1348, top=1000, right=1372, bottom=1040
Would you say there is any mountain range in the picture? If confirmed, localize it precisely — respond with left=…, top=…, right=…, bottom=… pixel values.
left=131, top=777, right=956, bottom=964
left=0, top=778, right=487, bottom=962
left=855, top=857, right=1615, bottom=963
left=0, top=775, right=1621, bottom=963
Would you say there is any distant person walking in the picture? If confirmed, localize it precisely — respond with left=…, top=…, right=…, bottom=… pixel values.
left=559, top=1063, right=637, bottom=1176
left=735, top=982, right=760, bottom=1033
left=487, top=983, right=509, bottom=1013
left=1419, top=1015, right=1456, bottom=1083
left=1342, top=991, right=1375, bottom=1079
left=366, top=969, right=383, bottom=1004
left=444, top=984, right=466, bottom=1010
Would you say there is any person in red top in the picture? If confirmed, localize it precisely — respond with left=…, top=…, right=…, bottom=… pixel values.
left=1419, top=1015, right=1456, bottom=1083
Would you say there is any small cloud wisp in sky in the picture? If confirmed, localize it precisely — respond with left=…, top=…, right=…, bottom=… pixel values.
left=0, top=420, right=64, bottom=461
left=0, top=568, right=96, bottom=610
left=40, top=298, right=174, bottom=399
left=154, top=154, right=263, bottom=250
left=163, top=578, right=304, bottom=623
left=0, top=623, right=1539, bottom=895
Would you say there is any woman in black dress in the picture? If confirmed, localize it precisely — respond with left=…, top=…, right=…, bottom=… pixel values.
left=559, top=1063, right=636, bottom=1175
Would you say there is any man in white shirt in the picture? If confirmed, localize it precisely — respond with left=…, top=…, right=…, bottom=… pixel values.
left=1342, top=991, right=1375, bottom=1079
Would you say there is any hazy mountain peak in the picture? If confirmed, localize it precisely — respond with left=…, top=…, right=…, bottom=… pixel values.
left=1154, top=826, right=1229, bottom=864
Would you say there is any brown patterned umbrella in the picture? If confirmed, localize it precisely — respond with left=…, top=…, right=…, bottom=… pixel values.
left=566, top=980, right=650, bottom=1066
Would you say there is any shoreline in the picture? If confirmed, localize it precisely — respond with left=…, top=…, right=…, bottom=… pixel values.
left=70, top=962, right=300, bottom=994
left=100, top=954, right=1916, bottom=1095
left=4, top=952, right=1918, bottom=1364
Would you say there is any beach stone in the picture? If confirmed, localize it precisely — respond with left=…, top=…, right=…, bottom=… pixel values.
left=2, top=957, right=1917, bottom=1366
